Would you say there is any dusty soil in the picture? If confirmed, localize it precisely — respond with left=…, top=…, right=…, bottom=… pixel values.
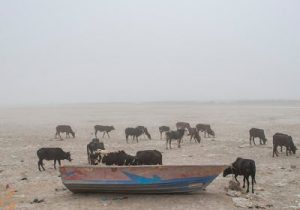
left=0, top=103, right=299, bottom=210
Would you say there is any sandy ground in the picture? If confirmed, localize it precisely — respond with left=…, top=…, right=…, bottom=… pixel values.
left=0, top=103, right=299, bottom=210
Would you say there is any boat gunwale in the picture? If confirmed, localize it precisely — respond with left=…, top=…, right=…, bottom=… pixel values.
left=59, top=164, right=228, bottom=169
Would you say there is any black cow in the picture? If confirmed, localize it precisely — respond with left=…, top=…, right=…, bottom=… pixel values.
left=94, top=125, right=115, bottom=138
left=196, top=124, right=215, bottom=138
left=136, top=126, right=151, bottom=140
left=37, top=148, right=72, bottom=171
left=187, top=127, right=201, bottom=143
left=223, top=157, right=256, bottom=193
left=166, top=129, right=185, bottom=149
left=87, top=138, right=105, bottom=165
left=249, top=128, right=267, bottom=145
left=98, top=150, right=139, bottom=166
left=55, top=125, right=75, bottom=140
left=136, top=150, right=162, bottom=165
left=273, top=133, right=297, bottom=157
left=176, top=122, right=191, bottom=131
left=159, top=126, right=170, bottom=139
left=125, top=126, right=150, bottom=143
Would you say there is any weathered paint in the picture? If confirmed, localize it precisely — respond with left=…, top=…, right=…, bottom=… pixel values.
left=59, top=165, right=227, bottom=194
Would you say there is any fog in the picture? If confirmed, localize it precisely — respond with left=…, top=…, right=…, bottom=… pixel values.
left=1, top=1, right=299, bottom=105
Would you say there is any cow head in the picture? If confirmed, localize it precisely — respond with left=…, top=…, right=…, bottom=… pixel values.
left=111, top=126, right=115, bottom=130
left=71, top=131, right=75, bottom=138
left=291, top=145, right=297, bottom=154
left=223, top=165, right=235, bottom=177
left=66, top=152, right=72, bottom=161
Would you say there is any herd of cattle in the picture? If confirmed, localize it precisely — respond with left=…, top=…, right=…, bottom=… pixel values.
left=37, top=122, right=297, bottom=194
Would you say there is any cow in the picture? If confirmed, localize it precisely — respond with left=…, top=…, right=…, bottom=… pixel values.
left=196, top=124, right=215, bottom=138
left=159, top=126, right=170, bottom=139
left=136, top=126, right=151, bottom=140
left=125, top=126, right=150, bottom=143
left=37, top=148, right=72, bottom=171
left=187, top=127, right=201, bottom=143
left=55, top=125, right=75, bottom=140
left=273, top=133, right=297, bottom=157
left=223, top=157, right=256, bottom=193
left=136, top=150, right=162, bottom=165
left=176, top=122, right=191, bottom=132
left=95, top=150, right=139, bottom=166
left=87, top=138, right=105, bottom=165
left=249, top=128, right=267, bottom=145
left=94, top=125, right=115, bottom=138
left=166, top=129, right=185, bottom=149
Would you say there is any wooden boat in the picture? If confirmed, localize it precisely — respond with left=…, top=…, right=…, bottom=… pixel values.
left=59, top=165, right=227, bottom=194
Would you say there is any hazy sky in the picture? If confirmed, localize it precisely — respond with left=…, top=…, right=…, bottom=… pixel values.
left=1, top=1, right=299, bottom=105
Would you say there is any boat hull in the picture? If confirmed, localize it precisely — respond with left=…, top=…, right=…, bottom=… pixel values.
left=59, top=165, right=226, bottom=194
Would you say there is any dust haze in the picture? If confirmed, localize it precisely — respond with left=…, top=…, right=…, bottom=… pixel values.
left=1, top=1, right=300, bottom=105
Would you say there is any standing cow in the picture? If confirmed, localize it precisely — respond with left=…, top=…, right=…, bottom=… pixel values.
left=94, top=125, right=115, bottom=138
left=273, top=133, right=297, bottom=157
left=223, top=157, right=256, bottom=193
left=159, top=126, right=170, bottom=139
left=55, top=125, right=75, bottom=140
left=87, top=138, right=105, bottom=165
left=136, top=150, right=162, bottom=165
left=249, top=128, right=267, bottom=145
left=187, top=127, right=201, bottom=143
left=37, top=148, right=72, bottom=171
left=166, top=129, right=185, bottom=149
left=196, top=124, right=215, bottom=138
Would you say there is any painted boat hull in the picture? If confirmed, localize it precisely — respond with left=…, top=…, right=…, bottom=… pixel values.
left=59, top=165, right=226, bottom=194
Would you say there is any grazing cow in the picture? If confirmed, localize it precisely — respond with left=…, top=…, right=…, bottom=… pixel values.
left=94, top=125, right=115, bottom=138
left=187, top=127, right=201, bottom=143
left=196, top=124, right=215, bottom=138
left=136, top=126, right=152, bottom=140
left=159, top=126, right=170, bottom=139
left=136, top=150, right=162, bottom=165
left=166, top=129, right=185, bottom=149
left=125, top=126, right=151, bottom=143
left=223, top=157, right=256, bottom=193
left=95, top=150, right=139, bottom=166
left=249, top=128, right=267, bottom=145
left=55, top=125, right=75, bottom=140
left=87, top=138, right=105, bottom=165
left=273, top=133, right=297, bottom=157
left=37, top=148, right=72, bottom=171
left=176, top=122, right=191, bottom=131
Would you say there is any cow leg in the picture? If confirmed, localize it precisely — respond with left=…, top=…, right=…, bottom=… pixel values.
left=286, top=146, right=289, bottom=156
left=234, top=175, right=240, bottom=184
left=41, top=160, right=45, bottom=171
left=166, top=139, right=168, bottom=149
left=58, top=160, right=61, bottom=166
left=126, top=135, right=128, bottom=143
left=281, top=146, right=283, bottom=152
left=246, top=177, right=250, bottom=193
left=59, top=132, right=62, bottom=140
left=95, top=130, right=98, bottom=138
left=107, top=132, right=110, bottom=138
left=253, top=137, right=256, bottom=145
left=54, top=159, right=56, bottom=169
left=102, top=132, right=105, bottom=138
left=251, top=175, right=255, bottom=193
left=38, top=160, right=42, bottom=171
left=242, top=176, right=245, bottom=188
